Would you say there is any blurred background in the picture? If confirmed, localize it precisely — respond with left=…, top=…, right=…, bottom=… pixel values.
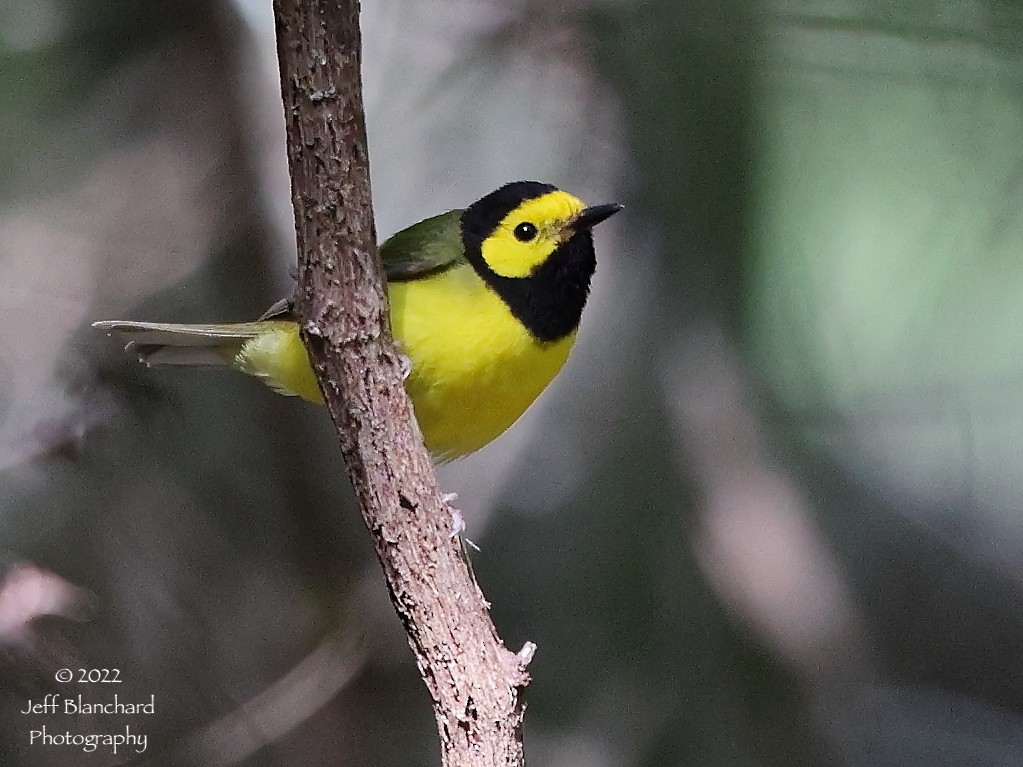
left=2, top=0, right=1023, bottom=764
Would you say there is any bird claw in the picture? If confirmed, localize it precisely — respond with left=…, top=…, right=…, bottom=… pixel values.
left=449, top=510, right=466, bottom=539
left=442, top=493, right=464, bottom=538
left=398, top=354, right=413, bottom=381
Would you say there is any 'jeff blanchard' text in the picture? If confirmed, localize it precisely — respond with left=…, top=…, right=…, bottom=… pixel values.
left=21, top=694, right=155, bottom=715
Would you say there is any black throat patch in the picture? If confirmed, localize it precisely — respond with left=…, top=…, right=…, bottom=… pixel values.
left=464, top=227, right=597, bottom=344
left=460, top=181, right=598, bottom=343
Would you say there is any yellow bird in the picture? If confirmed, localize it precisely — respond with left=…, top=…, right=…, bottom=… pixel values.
left=95, top=182, right=621, bottom=461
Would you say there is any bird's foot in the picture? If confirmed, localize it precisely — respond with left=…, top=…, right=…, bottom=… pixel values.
left=397, top=353, right=413, bottom=381
left=442, top=492, right=465, bottom=539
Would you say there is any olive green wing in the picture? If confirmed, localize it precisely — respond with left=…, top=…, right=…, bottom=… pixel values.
left=251, top=210, right=464, bottom=320
left=380, top=209, right=465, bottom=281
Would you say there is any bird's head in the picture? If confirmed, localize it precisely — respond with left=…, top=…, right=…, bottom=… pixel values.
left=459, top=181, right=621, bottom=342
left=461, top=181, right=621, bottom=279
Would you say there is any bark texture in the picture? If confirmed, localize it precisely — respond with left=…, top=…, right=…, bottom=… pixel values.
left=272, top=2, right=530, bottom=765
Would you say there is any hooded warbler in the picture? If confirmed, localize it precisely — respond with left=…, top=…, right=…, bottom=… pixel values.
left=95, top=181, right=621, bottom=460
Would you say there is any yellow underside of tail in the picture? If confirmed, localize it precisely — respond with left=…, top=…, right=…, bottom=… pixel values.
left=233, top=264, right=575, bottom=460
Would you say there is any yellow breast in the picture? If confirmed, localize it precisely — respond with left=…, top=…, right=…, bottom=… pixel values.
left=390, top=263, right=575, bottom=460
left=234, top=264, right=575, bottom=460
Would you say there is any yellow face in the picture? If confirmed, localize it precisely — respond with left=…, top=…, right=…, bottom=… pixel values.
left=480, top=190, right=586, bottom=278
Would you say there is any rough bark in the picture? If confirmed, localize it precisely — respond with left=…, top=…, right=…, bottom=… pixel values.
left=272, top=2, right=530, bottom=765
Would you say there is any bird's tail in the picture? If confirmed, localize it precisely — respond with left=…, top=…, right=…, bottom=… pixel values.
left=92, top=320, right=275, bottom=367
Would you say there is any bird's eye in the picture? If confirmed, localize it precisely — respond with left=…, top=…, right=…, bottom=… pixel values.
left=513, top=222, right=538, bottom=242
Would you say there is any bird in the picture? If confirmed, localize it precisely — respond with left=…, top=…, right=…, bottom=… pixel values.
left=95, top=181, right=621, bottom=461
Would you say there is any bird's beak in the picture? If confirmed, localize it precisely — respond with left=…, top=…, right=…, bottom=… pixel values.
left=571, top=203, right=623, bottom=232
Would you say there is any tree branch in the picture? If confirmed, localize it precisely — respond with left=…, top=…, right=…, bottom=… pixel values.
left=272, top=2, right=530, bottom=764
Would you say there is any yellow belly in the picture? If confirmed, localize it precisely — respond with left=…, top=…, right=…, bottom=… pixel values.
left=234, top=264, right=576, bottom=460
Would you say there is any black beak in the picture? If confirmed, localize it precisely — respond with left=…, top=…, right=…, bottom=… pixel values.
left=572, top=203, right=623, bottom=231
